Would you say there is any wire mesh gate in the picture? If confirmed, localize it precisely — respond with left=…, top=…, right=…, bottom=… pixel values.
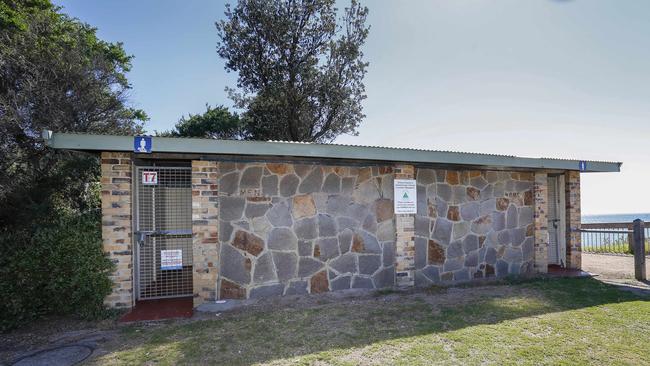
left=135, top=166, right=193, bottom=300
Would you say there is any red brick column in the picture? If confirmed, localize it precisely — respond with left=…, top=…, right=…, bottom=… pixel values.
left=394, top=164, right=415, bottom=287
left=100, top=152, right=133, bottom=308
left=565, top=171, right=581, bottom=269
left=192, top=161, right=219, bottom=306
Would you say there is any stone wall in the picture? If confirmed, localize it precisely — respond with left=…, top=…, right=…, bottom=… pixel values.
left=100, top=152, right=133, bottom=308
left=413, top=169, right=535, bottom=285
left=216, top=162, right=396, bottom=299
left=97, top=152, right=583, bottom=307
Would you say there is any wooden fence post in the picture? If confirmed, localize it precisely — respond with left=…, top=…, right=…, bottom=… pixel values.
left=633, top=219, right=646, bottom=281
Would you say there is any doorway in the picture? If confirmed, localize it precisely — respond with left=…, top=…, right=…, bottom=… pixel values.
left=134, top=166, right=193, bottom=300
left=547, top=175, right=567, bottom=267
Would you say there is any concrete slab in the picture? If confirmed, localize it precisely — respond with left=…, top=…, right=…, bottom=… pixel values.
left=546, top=265, right=592, bottom=278
left=195, top=299, right=258, bottom=312
left=598, top=278, right=650, bottom=297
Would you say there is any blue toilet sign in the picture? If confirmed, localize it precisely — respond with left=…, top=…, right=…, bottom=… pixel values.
left=134, top=136, right=152, bottom=153
left=579, top=161, right=587, bottom=172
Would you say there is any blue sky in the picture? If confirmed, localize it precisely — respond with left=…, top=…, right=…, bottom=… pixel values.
left=54, top=0, right=650, bottom=215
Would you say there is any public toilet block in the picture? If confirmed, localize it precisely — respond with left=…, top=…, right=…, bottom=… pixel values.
left=45, top=131, right=621, bottom=309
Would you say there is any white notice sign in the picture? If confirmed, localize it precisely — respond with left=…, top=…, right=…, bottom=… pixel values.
left=161, top=249, right=182, bottom=270
left=394, top=179, right=417, bottom=214
left=142, top=171, right=158, bottom=185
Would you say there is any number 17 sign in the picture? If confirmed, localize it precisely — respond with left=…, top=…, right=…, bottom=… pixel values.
left=142, top=171, right=158, bottom=185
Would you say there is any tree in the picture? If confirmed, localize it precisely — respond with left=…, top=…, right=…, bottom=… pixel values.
left=0, top=0, right=146, bottom=328
left=216, top=0, right=369, bottom=142
left=0, top=0, right=146, bottom=225
left=161, top=104, right=245, bottom=139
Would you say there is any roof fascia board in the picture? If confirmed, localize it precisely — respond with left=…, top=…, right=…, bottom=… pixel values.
left=45, top=132, right=621, bottom=173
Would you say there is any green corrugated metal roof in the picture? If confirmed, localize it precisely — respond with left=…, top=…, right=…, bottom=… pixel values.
left=43, top=131, right=622, bottom=172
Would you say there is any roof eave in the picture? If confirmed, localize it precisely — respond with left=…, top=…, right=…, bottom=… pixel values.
left=44, top=132, right=622, bottom=173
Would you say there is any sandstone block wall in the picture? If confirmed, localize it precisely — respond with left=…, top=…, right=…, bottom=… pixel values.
left=192, top=161, right=220, bottom=306
left=533, top=172, right=549, bottom=273
left=100, top=152, right=133, bottom=308
left=413, top=169, right=536, bottom=285
left=216, top=162, right=396, bottom=299
left=565, top=171, right=581, bottom=269
left=394, top=164, right=416, bottom=287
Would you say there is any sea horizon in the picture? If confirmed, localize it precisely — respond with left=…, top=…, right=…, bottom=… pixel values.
left=581, top=213, right=650, bottom=223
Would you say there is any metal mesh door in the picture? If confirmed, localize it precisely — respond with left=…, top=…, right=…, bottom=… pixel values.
left=135, top=166, right=193, bottom=299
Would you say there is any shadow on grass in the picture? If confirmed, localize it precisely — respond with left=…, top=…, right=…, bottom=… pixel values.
left=104, top=277, right=650, bottom=365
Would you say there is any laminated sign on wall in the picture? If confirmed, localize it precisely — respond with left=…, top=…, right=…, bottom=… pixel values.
left=160, top=249, right=182, bottom=270
left=394, top=179, right=417, bottom=214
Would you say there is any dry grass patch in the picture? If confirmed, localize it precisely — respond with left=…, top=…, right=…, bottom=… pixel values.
left=90, top=278, right=650, bottom=365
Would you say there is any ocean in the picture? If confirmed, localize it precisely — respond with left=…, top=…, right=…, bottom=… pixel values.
left=581, top=213, right=650, bottom=223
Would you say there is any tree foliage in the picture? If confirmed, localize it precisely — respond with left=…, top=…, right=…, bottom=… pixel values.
left=0, top=0, right=144, bottom=327
left=161, top=104, right=245, bottom=139
left=0, top=209, right=113, bottom=331
left=216, top=0, right=369, bottom=142
left=0, top=0, right=146, bottom=225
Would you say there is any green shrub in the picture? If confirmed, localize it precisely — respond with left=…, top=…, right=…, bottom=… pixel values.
left=0, top=209, right=113, bottom=331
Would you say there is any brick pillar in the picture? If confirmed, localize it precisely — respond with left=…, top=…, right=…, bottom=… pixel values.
left=533, top=172, right=548, bottom=274
left=100, top=152, right=133, bottom=308
left=192, top=160, right=219, bottom=307
left=394, top=164, right=415, bottom=287
left=565, top=171, right=581, bottom=269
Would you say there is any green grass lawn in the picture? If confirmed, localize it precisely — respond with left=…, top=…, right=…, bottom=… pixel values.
left=92, top=278, right=650, bottom=365
left=582, top=237, right=650, bottom=255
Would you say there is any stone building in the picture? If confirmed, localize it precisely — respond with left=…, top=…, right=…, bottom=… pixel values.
left=45, top=131, right=620, bottom=309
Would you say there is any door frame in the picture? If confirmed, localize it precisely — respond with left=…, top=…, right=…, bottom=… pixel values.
left=132, top=164, right=193, bottom=301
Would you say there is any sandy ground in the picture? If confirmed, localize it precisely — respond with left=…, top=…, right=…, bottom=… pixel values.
left=582, top=253, right=650, bottom=279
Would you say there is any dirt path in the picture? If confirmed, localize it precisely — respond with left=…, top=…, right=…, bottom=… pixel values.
left=582, top=252, right=650, bottom=279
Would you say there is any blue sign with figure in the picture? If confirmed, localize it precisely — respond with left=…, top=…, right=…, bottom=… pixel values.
left=579, top=161, right=587, bottom=172
left=134, top=136, right=152, bottom=153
